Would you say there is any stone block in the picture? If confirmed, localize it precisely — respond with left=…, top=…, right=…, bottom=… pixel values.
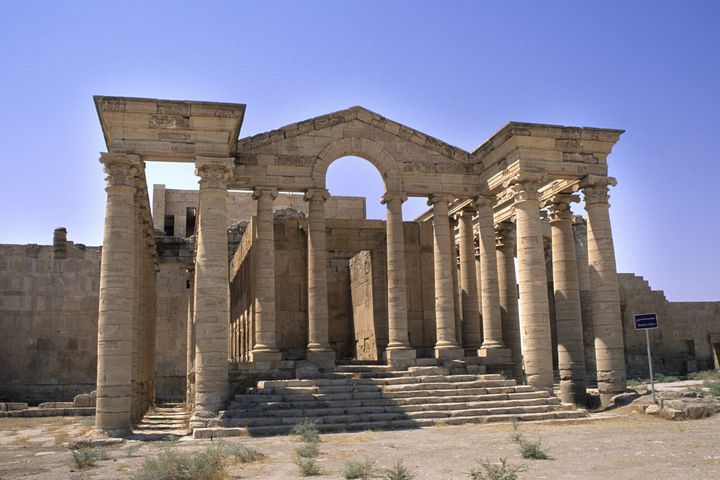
left=73, top=394, right=91, bottom=408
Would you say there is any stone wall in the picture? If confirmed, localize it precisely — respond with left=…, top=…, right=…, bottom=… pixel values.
left=619, top=273, right=720, bottom=377
left=0, top=232, right=100, bottom=404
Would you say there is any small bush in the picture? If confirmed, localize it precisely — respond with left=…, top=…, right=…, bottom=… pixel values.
left=381, top=461, right=415, bottom=480
left=209, top=441, right=264, bottom=464
left=468, top=458, right=527, bottom=480
left=343, top=459, right=374, bottom=479
left=290, top=419, right=321, bottom=443
left=511, top=432, right=550, bottom=460
left=296, top=457, right=321, bottom=476
left=295, top=442, right=320, bottom=458
left=71, top=447, right=106, bottom=469
left=704, top=379, right=720, bottom=397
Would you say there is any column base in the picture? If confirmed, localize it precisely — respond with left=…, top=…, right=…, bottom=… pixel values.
left=305, top=350, right=336, bottom=370
left=95, top=427, right=132, bottom=438
left=251, top=349, right=283, bottom=367
left=189, top=408, right=216, bottom=430
left=434, top=345, right=465, bottom=361
left=559, top=381, right=587, bottom=406
left=477, top=346, right=512, bottom=365
left=386, top=348, right=416, bottom=368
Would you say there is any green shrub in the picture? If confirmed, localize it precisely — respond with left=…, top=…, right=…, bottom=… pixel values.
left=381, top=461, right=415, bottom=480
left=295, top=442, right=320, bottom=458
left=296, top=457, right=321, bottom=476
left=468, top=458, right=527, bottom=480
left=208, top=441, right=264, bottom=464
left=71, top=447, right=106, bottom=469
left=290, top=419, right=321, bottom=443
left=343, top=459, right=375, bottom=479
left=511, top=432, right=550, bottom=460
left=703, top=379, right=720, bottom=396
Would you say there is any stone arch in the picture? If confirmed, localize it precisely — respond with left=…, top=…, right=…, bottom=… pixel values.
left=313, top=137, right=402, bottom=193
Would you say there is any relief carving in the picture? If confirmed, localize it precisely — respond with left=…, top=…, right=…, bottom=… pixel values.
left=149, top=114, right=190, bottom=130
left=157, top=100, right=191, bottom=116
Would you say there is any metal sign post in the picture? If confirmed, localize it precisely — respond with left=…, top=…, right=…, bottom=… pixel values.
left=634, top=313, right=659, bottom=404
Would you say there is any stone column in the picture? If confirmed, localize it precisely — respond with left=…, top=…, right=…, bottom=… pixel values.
left=548, top=194, right=586, bottom=405
left=573, top=217, right=597, bottom=381
left=251, top=187, right=282, bottom=363
left=583, top=176, right=626, bottom=406
left=304, top=188, right=334, bottom=368
left=95, top=153, right=141, bottom=436
left=185, top=267, right=195, bottom=408
left=382, top=192, right=416, bottom=367
left=192, top=157, right=232, bottom=422
left=429, top=194, right=464, bottom=360
left=496, top=221, right=524, bottom=381
left=476, top=196, right=512, bottom=365
left=456, top=208, right=482, bottom=353
left=508, top=175, right=554, bottom=390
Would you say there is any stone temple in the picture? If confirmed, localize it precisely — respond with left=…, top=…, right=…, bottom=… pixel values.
left=1, top=96, right=718, bottom=437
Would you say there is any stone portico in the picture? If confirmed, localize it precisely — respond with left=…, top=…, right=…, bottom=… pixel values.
left=93, top=96, right=627, bottom=434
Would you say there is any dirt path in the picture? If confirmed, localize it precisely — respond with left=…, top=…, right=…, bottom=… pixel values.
left=1, top=410, right=718, bottom=479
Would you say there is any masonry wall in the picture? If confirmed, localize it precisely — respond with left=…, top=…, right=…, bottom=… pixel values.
left=619, top=273, right=720, bottom=377
left=0, top=240, right=100, bottom=404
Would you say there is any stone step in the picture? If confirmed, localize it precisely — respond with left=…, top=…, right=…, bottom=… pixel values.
left=194, top=409, right=587, bottom=439
left=251, top=378, right=514, bottom=395
left=222, top=397, right=559, bottom=420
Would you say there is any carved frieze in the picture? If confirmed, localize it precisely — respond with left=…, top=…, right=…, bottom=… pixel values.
left=157, top=100, right=191, bottom=116
left=149, top=114, right=190, bottom=130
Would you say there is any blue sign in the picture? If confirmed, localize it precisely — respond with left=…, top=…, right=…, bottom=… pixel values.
left=634, top=313, right=658, bottom=330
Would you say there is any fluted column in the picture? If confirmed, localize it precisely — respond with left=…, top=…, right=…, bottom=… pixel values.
left=476, top=195, right=512, bottom=366
left=496, top=222, right=524, bottom=381
left=95, top=153, right=141, bottom=436
left=583, top=176, right=626, bottom=406
left=457, top=208, right=482, bottom=352
left=251, top=187, right=282, bottom=363
left=548, top=194, right=586, bottom=405
left=508, top=174, right=554, bottom=390
left=191, top=157, right=232, bottom=422
left=304, top=188, right=335, bottom=368
left=382, top=192, right=416, bottom=367
left=429, top=194, right=464, bottom=360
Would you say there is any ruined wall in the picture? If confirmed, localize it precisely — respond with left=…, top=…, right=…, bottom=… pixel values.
left=619, top=273, right=720, bottom=377
left=0, top=233, right=100, bottom=404
left=153, top=185, right=366, bottom=237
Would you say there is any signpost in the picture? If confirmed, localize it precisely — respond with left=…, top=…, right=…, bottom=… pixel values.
left=634, top=313, right=659, bottom=403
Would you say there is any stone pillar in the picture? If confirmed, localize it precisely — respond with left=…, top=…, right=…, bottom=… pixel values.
left=449, top=216, right=462, bottom=346
left=583, top=176, right=626, bottom=406
left=95, top=153, right=141, bottom=436
left=185, top=267, right=195, bottom=408
left=304, top=188, right=334, bottom=368
left=192, top=157, right=232, bottom=422
left=496, top=222, right=524, bottom=381
left=456, top=208, right=482, bottom=353
left=429, top=194, right=464, bottom=360
left=251, top=187, right=282, bottom=363
left=476, top=196, right=512, bottom=365
left=573, top=217, right=597, bottom=381
left=548, top=194, right=586, bottom=405
left=382, top=192, right=416, bottom=367
left=508, top=175, right=554, bottom=390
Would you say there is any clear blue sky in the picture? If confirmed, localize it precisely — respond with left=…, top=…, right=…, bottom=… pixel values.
left=1, top=1, right=718, bottom=301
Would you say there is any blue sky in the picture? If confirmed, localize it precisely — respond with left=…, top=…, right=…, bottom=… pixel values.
left=1, top=1, right=718, bottom=301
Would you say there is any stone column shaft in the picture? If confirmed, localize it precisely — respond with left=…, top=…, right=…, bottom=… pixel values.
left=304, top=188, right=334, bottom=368
left=95, top=153, right=141, bottom=436
left=383, top=193, right=416, bottom=367
left=583, top=176, right=626, bottom=406
left=496, top=222, right=524, bottom=381
left=457, top=208, right=481, bottom=351
left=251, top=187, right=281, bottom=362
left=548, top=194, right=586, bottom=405
left=429, top=194, right=463, bottom=360
left=510, top=176, right=554, bottom=390
left=192, top=157, right=232, bottom=420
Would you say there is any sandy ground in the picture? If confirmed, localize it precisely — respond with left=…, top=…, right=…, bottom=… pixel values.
left=0, top=409, right=719, bottom=479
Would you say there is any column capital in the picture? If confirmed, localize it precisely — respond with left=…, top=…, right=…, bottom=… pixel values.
left=380, top=191, right=408, bottom=205
left=495, top=221, right=515, bottom=249
left=427, top=193, right=454, bottom=206
left=473, top=195, right=495, bottom=210
left=100, top=152, right=142, bottom=189
left=304, top=188, right=330, bottom=203
left=546, top=193, right=580, bottom=222
left=194, top=157, right=233, bottom=190
left=581, top=175, right=617, bottom=207
left=502, top=172, right=547, bottom=204
left=453, top=205, right=475, bottom=222
left=252, top=186, right=278, bottom=201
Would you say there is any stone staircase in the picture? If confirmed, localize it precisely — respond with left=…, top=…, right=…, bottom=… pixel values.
left=193, top=365, right=587, bottom=438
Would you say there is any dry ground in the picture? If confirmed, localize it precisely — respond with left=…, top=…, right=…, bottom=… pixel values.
left=0, top=409, right=719, bottom=479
